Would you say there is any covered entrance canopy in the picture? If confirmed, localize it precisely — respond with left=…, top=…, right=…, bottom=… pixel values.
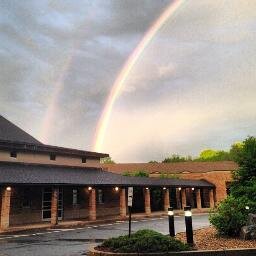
left=0, top=161, right=214, bottom=188
left=0, top=162, right=215, bottom=230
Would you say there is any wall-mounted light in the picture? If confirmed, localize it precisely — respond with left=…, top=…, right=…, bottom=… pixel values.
left=88, top=186, right=92, bottom=191
left=114, top=186, right=119, bottom=192
left=145, top=187, right=149, bottom=190
left=178, top=187, right=182, bottom=191
left=163, top=187, right=166, bottom=190
left=191, top=187, right=195, bottom=191
left=6, top=186, right=11, bottom=191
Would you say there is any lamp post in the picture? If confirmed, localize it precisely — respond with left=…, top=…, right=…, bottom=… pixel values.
left=184, top=206, right=193, bottom=245
left=168, top=207, right=175, bottom=237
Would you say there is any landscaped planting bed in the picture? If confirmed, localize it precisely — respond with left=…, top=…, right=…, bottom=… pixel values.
left=176, top=226, right=256, bottom=250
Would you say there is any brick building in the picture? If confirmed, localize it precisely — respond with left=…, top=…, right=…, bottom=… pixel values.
left=0, top=115, right=224, bottom=230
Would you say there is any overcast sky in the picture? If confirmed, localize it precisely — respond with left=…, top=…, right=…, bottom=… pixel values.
left=1, top=0, right=256, bottom=162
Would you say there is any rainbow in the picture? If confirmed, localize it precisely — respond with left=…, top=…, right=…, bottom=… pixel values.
left=93, top=0, right=185, bottom=151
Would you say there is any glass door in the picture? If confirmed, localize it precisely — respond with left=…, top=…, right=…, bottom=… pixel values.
left=42, top=187, right=63, bottom=221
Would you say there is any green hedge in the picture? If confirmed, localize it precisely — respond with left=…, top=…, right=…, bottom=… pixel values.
left=100, top=229, right=190, bottom=253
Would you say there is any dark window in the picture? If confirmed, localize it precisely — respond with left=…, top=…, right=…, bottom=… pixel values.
left=82, top=157, right=86, bottom=163
left=10, top=151, right=17, bottom=158
left=50, top=154, right=56, bottom=161
left=72, top=189, right=79, bottom=205
left=23, top=188, right=31, bottom=208
left=97, top=189, right=104, bottom=204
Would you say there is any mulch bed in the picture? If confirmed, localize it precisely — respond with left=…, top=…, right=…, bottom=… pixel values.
left=176, top=226, right=256, bottom=250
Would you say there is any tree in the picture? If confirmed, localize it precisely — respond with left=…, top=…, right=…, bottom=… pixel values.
left=100, top=157, right=115, bottom=164
left=162, top=154, right=191, bottom=163
left=196, top=149, right=231, bottom=162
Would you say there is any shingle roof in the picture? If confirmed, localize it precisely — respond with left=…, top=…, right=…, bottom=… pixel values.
left=102, top=161, right=238, bottom=174
left=0, top=162, right=214, bottom=188
left=0, top=115, right=109, bottom=158
left=0, top=115, right=42, bottom=144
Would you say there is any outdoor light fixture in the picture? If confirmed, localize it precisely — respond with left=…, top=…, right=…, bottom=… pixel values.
left=184, top=206, right=193, bottom=245
left=178, top=187, right=182, bottom=191
left=168, top=207, right=175, bottom=237
left=145, top=187, right=149, bottom=190
left=114, top=186, right=119, bottom=192
left=191, top=187, right=195, bottom=191
left=6, top=186, right=11, bottom=191
left=88, top=186, right=92, bottom=191
left=245, top=206, right=250, bottom=210
left=163, top=187, right=166, bottom=190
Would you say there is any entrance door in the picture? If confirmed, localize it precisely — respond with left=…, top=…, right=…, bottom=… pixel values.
left=42, top=187, right=63, bottom=221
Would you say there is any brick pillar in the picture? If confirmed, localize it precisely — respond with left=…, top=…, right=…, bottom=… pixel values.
left=196, top=189, right=202, bottom=209
left=164, top=189, right=170, bottom=212
left=51, top=187, right=59, bottom=226
left=176, top=189, right=181, bottom=209
left=209, top=189, right=215, bottom=208
left=89, top=188, right=96, bottom=221
left=0, top=187, right=11, bottom=230
left=181, top=188, right=187, bottom=209
left=144, top=188, right=151, bottom=216
left=120, top=188, right=126, bottom=219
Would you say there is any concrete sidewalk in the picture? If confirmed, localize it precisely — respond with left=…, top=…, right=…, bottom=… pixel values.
left=1, top=208, right=210, bottom=235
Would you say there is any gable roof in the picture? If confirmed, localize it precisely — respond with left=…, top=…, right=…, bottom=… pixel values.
left=0, top=115, right=42, bottom=145
left=0, top=161, right=214, bottom=188
left=102, top=161, right=238, bottom=174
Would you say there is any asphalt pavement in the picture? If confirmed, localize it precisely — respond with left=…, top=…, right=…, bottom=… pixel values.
left=0, top=214, right=209, bottom=256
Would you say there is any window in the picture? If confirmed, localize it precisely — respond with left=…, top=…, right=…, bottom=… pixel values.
left=82, top=157, right=86, bottom=163
left=23, top=188, right=31, bottom=208
left=72, top=189, right=78, bottom=205
left=50, top=154, right=56, bottom=161
left=97, top=189, right=104, bottom=204
left=10, top=151, right=17, bottom=158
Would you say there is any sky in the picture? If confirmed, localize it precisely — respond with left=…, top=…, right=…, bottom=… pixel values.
left=1, top=0, right=256, bottom=162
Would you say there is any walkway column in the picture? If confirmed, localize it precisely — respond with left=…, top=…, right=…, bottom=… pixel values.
left=196, top=189, right=202, bottom=209
left=176, top=188, right=181, bottom=209
left=51, top=187, right=59, bottom=226
left=209, top=189, right=215, bottom=208
left=144, top=188, right=151, bottom=216
left=89, top=188, right=96, bottom=221
left=181, top=188, right=187, bottom=209
left=164, top=188, right=170, bottom=212
left=1, top=187, right=11, bottom=230
left=120, top=188, right=126, bottom=219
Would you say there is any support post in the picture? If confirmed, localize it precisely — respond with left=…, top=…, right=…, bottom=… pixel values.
left=51, top=187, right=59, bottom=226
left=144, top=188, right=151, bottom=216
left=89, top=188, right=96, bottom=221
left=164, top=188, right=170, bottom=212
left=0, top=187, right=11, bottom=230
left=120, top=188, right=126, bottom=219
left=181, top=188, right=187, bottom=209
left=176, top=188, right=181, bottom=209
left=209, top=189, right=215, bottom=208
left=196, top=189, right=202, bottom=209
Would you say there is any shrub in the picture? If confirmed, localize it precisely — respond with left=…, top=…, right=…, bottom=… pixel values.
left=100, top=229, right=190, bottom=253
left=209, top=196, right=254, bottom=237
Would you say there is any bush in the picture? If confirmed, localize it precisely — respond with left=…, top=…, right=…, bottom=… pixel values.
left=209, top=196, right=253, bottom=237
left=100, top=229, right=190, bottom=253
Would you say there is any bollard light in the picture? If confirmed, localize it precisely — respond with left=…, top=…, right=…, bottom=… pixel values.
left=6, top=186, right=11, bottom=191
left=184, top=206, right=193, bottom=245
left=245, top=206, right=250, bottom=210
left=168, top=207, right=175, bottom=237
left=88, top=186, right=92, bottom=191
left=114, top=186, right=119, bottom=192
